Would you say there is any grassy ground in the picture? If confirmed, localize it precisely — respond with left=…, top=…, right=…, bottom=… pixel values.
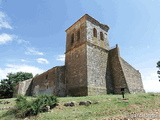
left=0, top=93, right=160, bottom=120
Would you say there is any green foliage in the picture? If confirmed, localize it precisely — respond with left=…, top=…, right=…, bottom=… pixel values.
left=157, top=61, right=160, bottom=68
left=30, top=94, right=58, bottom=115
left=6, top=94, right=58, bottom=118
left=0, top=72, right=33, bottom=98
left=5, top=95, right=31, bottom=118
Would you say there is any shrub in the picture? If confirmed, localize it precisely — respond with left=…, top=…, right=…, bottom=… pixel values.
left=6, top=95, right=31, bottom=118
left=5, top=94, right=58, bottom=118
left=30, top=94, right=58, bottom=115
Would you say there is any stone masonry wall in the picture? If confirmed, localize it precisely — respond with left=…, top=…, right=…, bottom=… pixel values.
left=85, top=18, right=110, bottom=95
left=109, top=46, right=129, bottom=94
left=54, top=66, right=66, bottom=96
left=120, top=58, right=145, bottom=93
left=87, top=43, right=108, bottom=95
left=65, top=16, right=86, bottom=53
left=30, top=66, right=65, bottom=97
left=86, top=19, right=109, bottom=50
left=65, top=44, right=87, bottom=96
left=65, top=16, right=88, bottom=96
left=106, top=59, right=114, bottom=94
left=13, top=78, right=33, bottom=97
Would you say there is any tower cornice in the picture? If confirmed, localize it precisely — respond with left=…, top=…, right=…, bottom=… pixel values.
left=65, top=41, right=109, bottom=54
left=65, top=14, right=110, bottom=33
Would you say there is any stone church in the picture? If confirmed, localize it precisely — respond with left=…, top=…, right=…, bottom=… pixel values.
left=14, top=14, right=145, bottom=97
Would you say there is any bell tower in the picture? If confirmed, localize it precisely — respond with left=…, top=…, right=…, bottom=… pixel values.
left=65, top=14, right=110, bottom=96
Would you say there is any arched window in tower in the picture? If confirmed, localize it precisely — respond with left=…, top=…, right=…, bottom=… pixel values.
left=77, top=30, right=80, bottom=40
left=100, top=32, right=104, bottom=40
left=93, top=28, right=97, bottom=38
left=71, top=33, right=74, bottom=45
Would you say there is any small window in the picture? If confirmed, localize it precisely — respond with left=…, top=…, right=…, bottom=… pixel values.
left=77, top=30, right=80, bottom=40
left=46, top=75, right=48, bottom=79
left=93, top=28, right=97, bottom=38
left=71, top=33, right=74, bottom=45
left=100, top=32, right=104, bottom=40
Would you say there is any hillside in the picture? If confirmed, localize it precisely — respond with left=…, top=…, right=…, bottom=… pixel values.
left=0, top=93, right=160, bottom=120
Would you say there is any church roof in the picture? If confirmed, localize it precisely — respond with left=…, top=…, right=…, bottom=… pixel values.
left=65, top=14, right=110, bottom=32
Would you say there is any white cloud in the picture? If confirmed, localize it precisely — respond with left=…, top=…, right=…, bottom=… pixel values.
left=56, top=55, right=65, bottom=61
left=0, top=11, right=12, bottom=30
left=0, top=33, right=30, bottom=45
left=0, top=64, right=44, bottom=80
left=37, top=58, right=49, bottom=64
left=17, top=39, right=30, bottom=44
left=25, top=47, right=44, bottom=55
left=140, top=67, right=160, bottom=93
left=21, top=59, right=30, bottom=63
left=0, top=33, right=16, bottom=44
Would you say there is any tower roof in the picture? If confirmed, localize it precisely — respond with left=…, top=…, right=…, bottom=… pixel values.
left=65, top=14, right=110, bottom=32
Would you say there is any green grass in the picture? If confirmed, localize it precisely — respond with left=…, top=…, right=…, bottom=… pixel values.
left=0, top=98, right=16, bottom=108
left=0, top=93, right=160, bottom=120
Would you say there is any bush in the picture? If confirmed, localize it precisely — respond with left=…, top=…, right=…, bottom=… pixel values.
left=30, top=94, right=58, bottom=115
left=6, top=94, right=58, bottom=118
left=5, top=95, right=31, bottom=118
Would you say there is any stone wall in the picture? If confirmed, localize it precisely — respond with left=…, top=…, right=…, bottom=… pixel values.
left=109, top=45, right=145, bottom=94
left=106, top=59, right=114, bottom=94
left=65, top=16, right=88, bottom=96
left=65, top=44, right=88, bottom=96
left=13, top=79, right=33, bottom=97
left=109, top=45, right=129, bottom=94
left=86, top=43, right=108, bottom=95
left=30, top=66, right=66, bottom=97
left=86, top=19, right=109, bottom=50
left=54, top=66, right=66, bottom=96
left=85, top=17, right=110, bottom=95
left=120, top=58, right=145, bottom=93
left=65, top=16, right=86, bottom=53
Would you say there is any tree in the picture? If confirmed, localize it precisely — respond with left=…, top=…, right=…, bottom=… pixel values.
left=0, top=72, right=33, bottom=98
left=157, top=61, right=160, bottom=82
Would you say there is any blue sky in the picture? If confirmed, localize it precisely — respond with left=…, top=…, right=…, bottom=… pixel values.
left=0, top=0, right=160, bottom=92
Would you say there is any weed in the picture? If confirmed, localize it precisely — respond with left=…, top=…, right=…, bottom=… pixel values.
left=5, top=94, right=58, bottom=118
